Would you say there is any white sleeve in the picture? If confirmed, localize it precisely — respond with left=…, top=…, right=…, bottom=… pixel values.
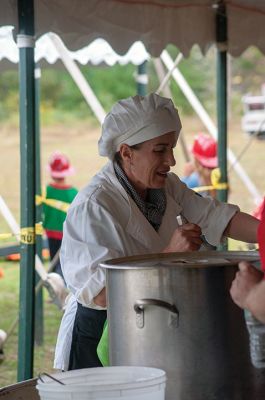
left=168, top=174, right=240, bottom=246
left=60, top=198, right=126, bottom=307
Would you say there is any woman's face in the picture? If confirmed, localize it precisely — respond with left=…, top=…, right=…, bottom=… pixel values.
left=120, top=131, right=177, bottom=198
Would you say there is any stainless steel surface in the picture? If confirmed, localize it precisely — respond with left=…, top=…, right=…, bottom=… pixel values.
left=134, top=298, right=179, bottom=329
left=101, top=250, right=260, bottom=269
left=101, top=251, right=265, bottom=400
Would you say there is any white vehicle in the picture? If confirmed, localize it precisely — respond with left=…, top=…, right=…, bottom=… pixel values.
left=241, top=86, right=265, bottom=137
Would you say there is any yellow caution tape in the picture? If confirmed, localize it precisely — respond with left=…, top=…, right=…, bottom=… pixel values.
left=35, top=222, right=44, bottom=235
left=0, top=232, right=19, bottom=240
left=211, top=168, right=229, bottom=190
left=35, top=195, right=42, bottom=206
left=193, top=168, right=229, bottom=193
left=35, top=195, right=70, bottom=213
left=20, top=227, right=35, bottom=244
left=0, top=223, right=43, bottom=243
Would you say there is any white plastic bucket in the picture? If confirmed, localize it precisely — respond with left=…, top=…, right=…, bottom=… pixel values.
left=36, top=366, right=166, bottom=400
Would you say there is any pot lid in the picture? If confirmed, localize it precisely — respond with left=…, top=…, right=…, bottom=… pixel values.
left=100, top=250, right=260, bottom=270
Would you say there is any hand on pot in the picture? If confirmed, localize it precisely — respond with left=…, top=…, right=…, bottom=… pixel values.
left=230, top=261, right=263, bottom=310
left=163, top=223, right=202, bottom=253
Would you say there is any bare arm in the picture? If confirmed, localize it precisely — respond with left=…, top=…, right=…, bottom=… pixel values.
left=223, top=211, right=259, bottom=243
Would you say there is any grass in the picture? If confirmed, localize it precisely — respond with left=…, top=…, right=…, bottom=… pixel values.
left=0, top=114, right=264, bottom=387
left=0, top=259, right=62, bottom=387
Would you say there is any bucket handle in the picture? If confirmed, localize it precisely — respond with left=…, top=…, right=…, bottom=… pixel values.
left=38, top=372, right=65, bottom=385
left=134, top=298, right=179, bottom=329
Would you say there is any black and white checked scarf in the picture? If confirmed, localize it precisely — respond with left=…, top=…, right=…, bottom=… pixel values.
left=114, top=160, right=167, bottom=231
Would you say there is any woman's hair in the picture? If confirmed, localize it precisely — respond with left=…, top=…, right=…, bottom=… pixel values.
left=114, top=143, right=142, bottom=163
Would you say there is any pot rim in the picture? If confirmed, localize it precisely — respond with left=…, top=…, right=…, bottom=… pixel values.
left=100, top=250, right=260, bottom=270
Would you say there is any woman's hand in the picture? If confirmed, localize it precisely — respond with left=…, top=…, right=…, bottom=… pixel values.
left=163, top=223, right=203, bottom=253
left=230, top=261, right=263, bottom=309
left=93, top=287, right=106, bottom=307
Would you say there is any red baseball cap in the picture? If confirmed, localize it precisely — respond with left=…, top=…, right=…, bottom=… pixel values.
left=47, top=151, right=75, bottom=179
left=191, top=133, right=218, bottom=168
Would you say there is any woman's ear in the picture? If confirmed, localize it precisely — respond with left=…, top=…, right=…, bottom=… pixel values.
left=119, top=144, right=132, bottom=164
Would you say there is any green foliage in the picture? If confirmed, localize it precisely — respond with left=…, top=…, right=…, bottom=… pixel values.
left=81, top=64, right=137, bottom=110
left=231, top=47, right=265, bottom=95
left=166, top=45, right=216, bottom=116
left=228, top=47, right=265, bottom=115
left=0, top=71, right=19, bottom=120
left=40, top=63, right=137, bottom=121
left=0, top=45, right=264, bottom=125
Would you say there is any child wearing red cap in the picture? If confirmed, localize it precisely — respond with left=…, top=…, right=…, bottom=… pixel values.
left=43, top=151, right=78, bottom=279
left=182, top=133, right=218, bottom=198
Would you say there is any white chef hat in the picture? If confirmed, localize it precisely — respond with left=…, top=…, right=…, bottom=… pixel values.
left=98, top=93, right=182, bottom=159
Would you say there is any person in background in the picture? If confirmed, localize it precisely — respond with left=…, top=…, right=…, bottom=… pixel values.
left=181, top=133, right=218, bottom=198
left=230, top=198, right=265, bottom=323
left=43, top=151, right=78, bottom=279
left=54, top=93, right=259, bottom=372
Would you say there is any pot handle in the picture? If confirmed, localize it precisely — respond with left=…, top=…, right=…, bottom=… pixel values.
left=134, top=298, right=179, bottom=329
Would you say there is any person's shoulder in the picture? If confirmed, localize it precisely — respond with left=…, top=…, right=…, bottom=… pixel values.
left=166, top=171, right=184, bottom=187
left=165, top=171, right=184, bottom=196
left=67, top=163, right=130, bottom=225
left=165, top=171, right=201, bottom=201
left=70, top=162, right=123, bottom=208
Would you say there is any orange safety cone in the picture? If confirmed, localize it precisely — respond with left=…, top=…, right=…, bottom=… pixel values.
left=5, top=247, right=49, bottom=262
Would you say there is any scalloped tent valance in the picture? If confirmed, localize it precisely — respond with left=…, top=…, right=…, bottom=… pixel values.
left=0, top=26, right=150, bottom=68
left=1, top=0, right=265, bottom=57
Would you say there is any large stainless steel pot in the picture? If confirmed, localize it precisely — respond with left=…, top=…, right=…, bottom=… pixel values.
left=101, top=251, right=265, bottom=400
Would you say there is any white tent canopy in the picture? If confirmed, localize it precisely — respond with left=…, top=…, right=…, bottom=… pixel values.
left=1, top=0, right=265, bottom=57
left=0, top=26, right=150, bottom=67
left=0, top=25, right=150, bottom=124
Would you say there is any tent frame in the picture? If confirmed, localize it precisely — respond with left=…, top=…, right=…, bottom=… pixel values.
left=14, top=0, right=262, bottom=382
left=17, top=0, right=36, bottom=381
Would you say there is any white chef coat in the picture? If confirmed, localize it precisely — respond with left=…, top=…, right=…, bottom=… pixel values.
left=54, top=161, right=239, bottom=370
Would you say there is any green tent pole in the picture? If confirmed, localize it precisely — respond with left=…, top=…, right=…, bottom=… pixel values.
left=34, top=64, right=44, bottom=346
left=137, top=61, right=148, bottom=95
left=216, top=1, right=228, bottom=250
left=216, top=1, right=228, bottom=204
left=17, top=0, right=36, bottom=381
